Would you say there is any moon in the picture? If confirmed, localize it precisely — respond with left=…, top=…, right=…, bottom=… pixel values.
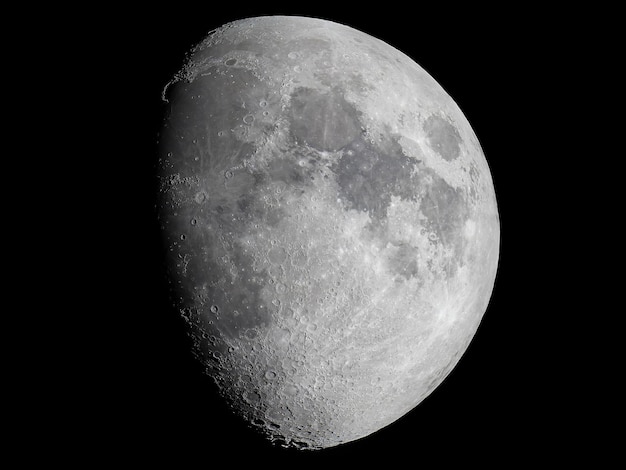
left=157, top=15, right=499, bottom=450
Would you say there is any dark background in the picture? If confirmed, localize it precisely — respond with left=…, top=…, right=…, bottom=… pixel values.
left=56, top=3, right=598, bottom=466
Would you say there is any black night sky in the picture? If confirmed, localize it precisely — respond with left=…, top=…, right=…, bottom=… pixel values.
left=61, top=3, right=599, bottom=466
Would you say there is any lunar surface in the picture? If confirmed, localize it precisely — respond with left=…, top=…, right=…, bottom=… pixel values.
left=157, top=16, right=499, bottom=450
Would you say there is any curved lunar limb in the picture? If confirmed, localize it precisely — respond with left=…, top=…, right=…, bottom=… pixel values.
left=158, top=16, right=499, bottom=450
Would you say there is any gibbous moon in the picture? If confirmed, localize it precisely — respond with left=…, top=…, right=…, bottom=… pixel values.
left=157, top=16, right=499, bottom=450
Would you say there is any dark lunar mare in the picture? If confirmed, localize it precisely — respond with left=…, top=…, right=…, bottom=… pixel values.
left=423, top=114, right=462, bottom=162
left=158, top=68, right=285, bottom=351
left=286, top=86, right=468, bottom=278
